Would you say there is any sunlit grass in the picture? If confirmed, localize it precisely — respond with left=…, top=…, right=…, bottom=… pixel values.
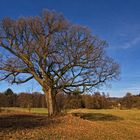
left=0, top=108, right=140, bottom=140
left=2, top=107, right=140, bottom=121
left=70, top=108, right=140, bottom=121
left=1, top=107, right=48, bottom=114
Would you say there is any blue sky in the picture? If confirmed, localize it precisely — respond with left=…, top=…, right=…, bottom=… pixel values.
left=0, top=0, right=140, bottom=97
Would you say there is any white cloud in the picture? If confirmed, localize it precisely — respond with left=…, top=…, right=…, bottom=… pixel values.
left=107, top=22, right=140, bottom=50
left=121, top=36, right=140, bottom=49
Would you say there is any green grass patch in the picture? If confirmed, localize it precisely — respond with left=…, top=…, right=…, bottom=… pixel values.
left=1, top=107, right=48, bottom=114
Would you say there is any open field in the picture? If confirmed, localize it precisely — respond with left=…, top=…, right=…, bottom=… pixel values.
left=0, top=108, right=140, bottom=140
left=1, top=107, right=48, bottom=114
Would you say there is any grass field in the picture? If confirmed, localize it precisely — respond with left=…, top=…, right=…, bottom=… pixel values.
left=0, top=108, right=140, bottom=140
left=1, top=107, right=48, bottom=114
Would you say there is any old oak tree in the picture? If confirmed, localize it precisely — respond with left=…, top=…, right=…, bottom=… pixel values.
left=0, top=10, right=119, bottom=116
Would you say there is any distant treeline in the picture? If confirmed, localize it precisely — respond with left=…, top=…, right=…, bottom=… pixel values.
left=0, top=88, right=140, bottom=109
left=0, top=89, right=47, bottom=108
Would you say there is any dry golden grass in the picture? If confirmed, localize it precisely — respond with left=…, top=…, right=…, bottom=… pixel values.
left=0, top=109, right=140, bottom=140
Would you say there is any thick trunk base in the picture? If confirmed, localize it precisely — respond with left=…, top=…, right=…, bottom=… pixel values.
left=44, top=87, right=60, bottom=117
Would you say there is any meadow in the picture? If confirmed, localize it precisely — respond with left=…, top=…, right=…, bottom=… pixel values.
left=0, top=108, right=140, bottom=140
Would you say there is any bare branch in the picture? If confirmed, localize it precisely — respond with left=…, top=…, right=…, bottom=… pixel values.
left=0, top=72, right=14, bottom=81
left=11, top=75, right=34, bottom=84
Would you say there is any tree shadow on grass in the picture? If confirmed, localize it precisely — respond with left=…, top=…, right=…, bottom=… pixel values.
left=0, top=113, right=58, bottom=130
left=72, top=113, right=123, bottom=121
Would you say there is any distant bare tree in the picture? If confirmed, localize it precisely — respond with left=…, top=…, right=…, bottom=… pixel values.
left=0, top=10, right=119, bottom=116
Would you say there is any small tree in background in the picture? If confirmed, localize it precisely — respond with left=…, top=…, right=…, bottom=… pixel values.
left=4, top=88, right=17, bottom=107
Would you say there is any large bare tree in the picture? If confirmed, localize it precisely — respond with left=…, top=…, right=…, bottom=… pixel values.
left=0, top=10, right=119, bottom=116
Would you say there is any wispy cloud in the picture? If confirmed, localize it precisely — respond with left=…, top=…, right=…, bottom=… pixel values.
left=107, top=22, right=140, bottom=50
left=121, top=36, right=140, bottom=49
left=121, top=86, right=140, bottom=94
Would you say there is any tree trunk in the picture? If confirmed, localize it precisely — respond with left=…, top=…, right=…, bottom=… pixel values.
left=44, top=87, right=59, bottom=117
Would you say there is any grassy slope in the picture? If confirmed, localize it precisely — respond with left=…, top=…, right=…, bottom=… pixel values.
left=0, top=108, right=140, bottom=140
